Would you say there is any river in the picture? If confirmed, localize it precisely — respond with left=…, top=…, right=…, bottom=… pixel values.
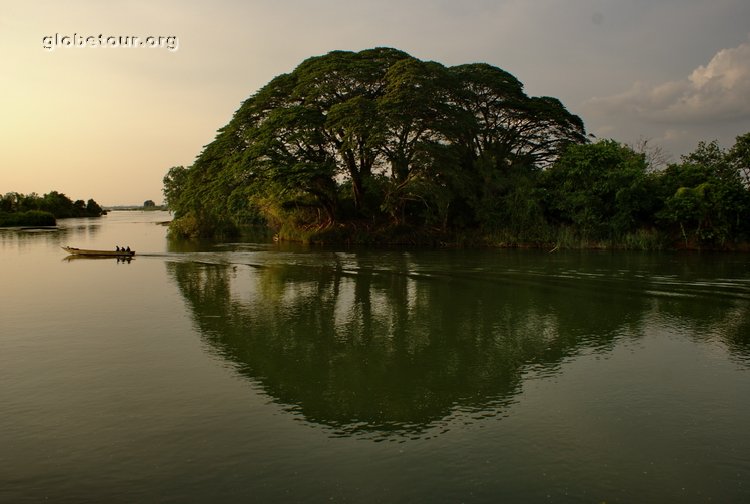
left=1, top=210, right=749, bottom=503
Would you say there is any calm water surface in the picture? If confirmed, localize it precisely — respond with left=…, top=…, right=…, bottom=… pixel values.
left=1, top=211, right=749, bottom=503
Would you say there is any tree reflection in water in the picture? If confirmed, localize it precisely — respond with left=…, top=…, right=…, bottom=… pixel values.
left=166, top=250, right=750, bottom=438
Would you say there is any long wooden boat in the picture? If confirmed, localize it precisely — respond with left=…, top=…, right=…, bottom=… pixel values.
left=61, top=246, right=135, bottom=257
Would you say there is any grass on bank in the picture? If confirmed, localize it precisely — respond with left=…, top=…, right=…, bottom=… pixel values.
left=167, top=210, right=743, bottom=251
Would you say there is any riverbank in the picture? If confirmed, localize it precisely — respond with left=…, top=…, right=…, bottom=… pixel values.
left=269, top=221, right=750, bottom=251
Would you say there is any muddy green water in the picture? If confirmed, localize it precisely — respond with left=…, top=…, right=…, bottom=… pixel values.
left=1, top=211, right=749, bottom=503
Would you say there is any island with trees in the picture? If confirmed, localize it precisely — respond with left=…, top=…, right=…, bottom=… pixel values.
left=163, top=48, right=750, bottom=249
left=0, top=191, right=104, bottom=227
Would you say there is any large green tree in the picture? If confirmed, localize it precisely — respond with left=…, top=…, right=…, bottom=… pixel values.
left=164, top=48, right=587, bottom=239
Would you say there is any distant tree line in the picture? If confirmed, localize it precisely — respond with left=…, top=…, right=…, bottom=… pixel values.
left=0, top=191, right=104, bottom=226
left=162, top=47, right=750, bottom=249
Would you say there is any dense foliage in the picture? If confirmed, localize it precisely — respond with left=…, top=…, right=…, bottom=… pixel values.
left=542, top=137, right=750, bottom=248
left=164, top=48, right=750, bottom=249
left=0, top=191, right=104, bottom=226
left=164, top=48, right=585, bottom=240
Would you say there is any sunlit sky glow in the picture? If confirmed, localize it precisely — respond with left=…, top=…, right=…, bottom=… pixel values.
left=2, top=0, right=749, bottom=205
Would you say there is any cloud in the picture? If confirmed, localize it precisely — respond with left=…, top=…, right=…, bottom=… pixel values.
left=586, top=36, right=750, bottom=124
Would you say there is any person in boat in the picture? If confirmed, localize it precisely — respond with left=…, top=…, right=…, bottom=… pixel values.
left=126, top=246, right=131, bottom=252
left=116, top=246, right=120, bottom=251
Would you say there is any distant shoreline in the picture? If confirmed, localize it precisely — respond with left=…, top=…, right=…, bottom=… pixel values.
left=104, top=205, right=168, bottom=211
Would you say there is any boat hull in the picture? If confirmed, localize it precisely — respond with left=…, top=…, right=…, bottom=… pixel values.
left=61, top=246, right=135, bottom=257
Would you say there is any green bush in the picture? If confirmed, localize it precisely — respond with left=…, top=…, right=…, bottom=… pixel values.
left=0, top=210, right=56, bottom=227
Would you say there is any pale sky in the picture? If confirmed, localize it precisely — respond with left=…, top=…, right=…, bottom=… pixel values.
left=1, top=0, right=749, bottom=205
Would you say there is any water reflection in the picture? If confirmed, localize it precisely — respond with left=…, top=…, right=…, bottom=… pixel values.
left=165, top=250, right=750, bottom=437
left=0, top=217, right=103, bottom=252
left=61, top=255, right=135, bottom=263
left=0, top=211, right=170, bottom=256
left=0, top=226, right=66, bottom=251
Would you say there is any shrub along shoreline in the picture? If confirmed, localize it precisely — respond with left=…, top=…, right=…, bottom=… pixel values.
left=0, top=191, right=104, bottom=227
left=0, top=210, right=57, bottom=227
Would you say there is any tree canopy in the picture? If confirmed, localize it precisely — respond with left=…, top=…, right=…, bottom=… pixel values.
left=165, top=48, right=586, bottom=240
left=164, top=48, right=750, bottom=249
left=0, top=191, right=103, bottom=226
